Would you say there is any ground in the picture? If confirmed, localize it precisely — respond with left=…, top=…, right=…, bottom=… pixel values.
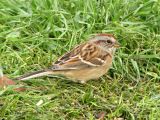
left=0, top=0, right=160, bottom=119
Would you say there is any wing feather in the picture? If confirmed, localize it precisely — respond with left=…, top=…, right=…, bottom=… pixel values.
left=52, top=43, right=112, bottom=70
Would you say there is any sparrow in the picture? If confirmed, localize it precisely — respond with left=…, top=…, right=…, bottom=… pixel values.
left=15, top=34, right=120, bottom=83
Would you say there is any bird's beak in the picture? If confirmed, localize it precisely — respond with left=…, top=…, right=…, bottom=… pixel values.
left=114, top=41, right=120, bottom=48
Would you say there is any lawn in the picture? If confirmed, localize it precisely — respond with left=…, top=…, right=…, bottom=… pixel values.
left=0, top=0, right=160, bottom=119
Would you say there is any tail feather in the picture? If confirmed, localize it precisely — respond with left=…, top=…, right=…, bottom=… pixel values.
left=14, top=66, right=75, bottom=81
left=14, top=69, right=54, bottom=81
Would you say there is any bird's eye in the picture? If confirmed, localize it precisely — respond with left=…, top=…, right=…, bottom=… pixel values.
left=107, top=40, right=112, bottom=44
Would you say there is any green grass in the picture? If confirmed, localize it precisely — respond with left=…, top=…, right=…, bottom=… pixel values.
left=0, top=0, right=160, bottom=119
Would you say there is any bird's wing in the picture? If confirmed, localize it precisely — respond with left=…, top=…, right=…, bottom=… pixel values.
left=51, top=43, right=112, bottom=70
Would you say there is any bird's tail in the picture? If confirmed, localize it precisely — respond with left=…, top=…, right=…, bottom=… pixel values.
left=14, top=69, right=55, bottom=81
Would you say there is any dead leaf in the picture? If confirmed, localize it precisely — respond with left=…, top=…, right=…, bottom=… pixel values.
left=14, top=87, right=26, bottom=92
left=0, top=76, right=16, bottom=87
left=95, top=111, right=106, bottom=120
left=0, top=75, right=26, bottom=92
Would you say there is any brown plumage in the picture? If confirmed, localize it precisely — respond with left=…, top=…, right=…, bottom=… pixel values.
left=15, top=33, right=120, bottom=83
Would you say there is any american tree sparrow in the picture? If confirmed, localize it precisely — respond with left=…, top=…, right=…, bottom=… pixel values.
left=15, top=34, right=120, bottom=83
